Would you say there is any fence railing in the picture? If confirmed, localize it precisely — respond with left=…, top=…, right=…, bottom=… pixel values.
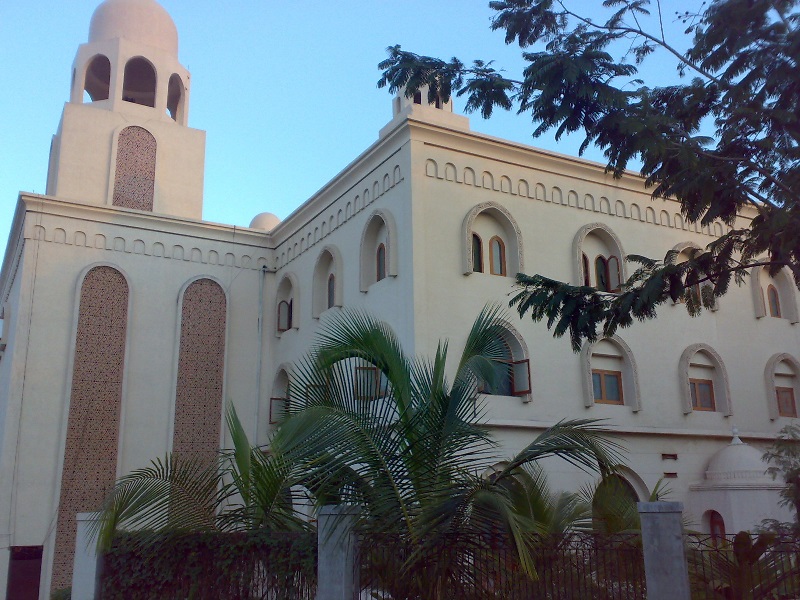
left=686, top=533, right=800, bottom=599
left=99, top=530, right=317, bottom=600
left=358, top=532, right=646, bottom=600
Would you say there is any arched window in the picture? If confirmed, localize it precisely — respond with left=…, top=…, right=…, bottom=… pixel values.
left=489, top=236, right=506, bottom=276
left=83, top=54, right=110, bottom=102
left=768, top=285, right=781, bottom=318
left=327, top=274, right=336, bottom=309
left=462, top=203, right=523, bottom=276
left=122, top=57, right=156, bottom=107
left=167, top=73, right=185, bottom=122
left=582, top=253, right=591, bottom=286
left=595, top=256, right=609, bottom=291
left=582, top=336, right=641, bottom=411
left=312, top=247, right=341, bottom=317
left=709, top=511, right=726, bottom=545
left=753, top=266, right=799, bottom=322
left=765, top=354, right=800, bottom=419
left=472, top=233, right=483, bottom=273
left=679, top=344, right=732, bottom=415
left=276, top=274, right=297, bottom=333
left=479, top=326, right=531, bottom=399
left=277, top=300, right=292, bottom=332
left=270, top=369, right=290, bottom=425
left=376, top=244, right=386, bottom=281
left=360, top=211, right=397, bottom=291
left=573, top=224, right=625, bottom=289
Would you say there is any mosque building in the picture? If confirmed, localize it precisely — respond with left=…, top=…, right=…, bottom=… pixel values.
left=0, top=0, right=796, bottom=596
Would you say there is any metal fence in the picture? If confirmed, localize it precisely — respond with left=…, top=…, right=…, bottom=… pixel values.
left=686, top=533, right=800, bottom=599
left=99, top=530, right=317, bottom=600
left=358, top=532, right=645, bottom=600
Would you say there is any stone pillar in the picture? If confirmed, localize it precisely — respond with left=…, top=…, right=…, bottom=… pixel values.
left=70, top=512, right=100, bottom=600
left=316, top=505, right=360, bottom=600
left=637, top=501, right=691, bottom=600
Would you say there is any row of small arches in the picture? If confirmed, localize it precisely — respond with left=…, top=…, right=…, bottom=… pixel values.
left=275, top=165, right=403, bottom=269
left=425, top=158, right=726, bottom=237
left=31, top=225, right=267, bottom=270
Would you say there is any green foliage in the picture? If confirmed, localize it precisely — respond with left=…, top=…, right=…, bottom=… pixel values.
left=94, top=405, right=308, bottom=552
left=688, top=531, right=800, bottom=599
left=378, top=0, right=800, bottom=350
left=763, top=424, right=800, bottom=532
left=272, top=306, right=623, bottom=595
left=99, top=530, right=316, bottom=600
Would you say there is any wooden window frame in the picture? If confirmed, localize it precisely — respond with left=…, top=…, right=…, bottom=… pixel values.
left=277, top=299, right=292, bottom=332
left=355, top=365, right=380, bottom=401
left=376, top=243, right=386, bottom=282
left=327, top=273, right=336, bottom=309
left=472, top=233, right=484, bottom=273
left=690, top=378, right=716, bottom=411
left=768, top=284, right=782, bottom=318
left=269, top=397, right=288, bottom=424
left=582, top=253, right=591, bottom=287
left=489, top=236, right=506, bottom=276
left=777, top=386, right=797, bottom=418
left=594, top=256, right=609, bottom=292
left=509, top=358, right=531, bottom=396
left=608, top=255, right=621, bottom=292
left=592, top=369, right=624, bottom=405
left=709, top=511, right=726, bottom=546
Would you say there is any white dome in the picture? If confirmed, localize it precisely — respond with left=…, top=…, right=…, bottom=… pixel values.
left=249, top=212, right=281, bottom=231
left=89, top=0, right=178, bottom=56
left=705, top=435, right=772, bottom=483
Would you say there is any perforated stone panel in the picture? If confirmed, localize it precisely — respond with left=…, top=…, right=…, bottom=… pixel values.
left=52, top=266, right=128, bottom=592
left=173, top=279, right=227, bottom=467
left=112, top=126, right=156, bottom=211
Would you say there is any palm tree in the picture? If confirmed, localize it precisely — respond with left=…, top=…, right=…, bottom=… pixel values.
left=94, top=405, right=307, bottom=552
left=272, top=305, right=622, bottom=599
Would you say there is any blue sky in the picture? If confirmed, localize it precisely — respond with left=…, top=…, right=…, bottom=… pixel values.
left=0, top=1, right=691, bottom=244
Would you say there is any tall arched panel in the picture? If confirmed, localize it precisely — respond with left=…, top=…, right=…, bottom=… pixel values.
left=52, top=266, right=129, bottom=591
left=172, top=279, right=227, bottom=466
left=112, top=126, right=156, bottom=211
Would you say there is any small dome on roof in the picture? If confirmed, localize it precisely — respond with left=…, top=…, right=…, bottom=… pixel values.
left=250, top=212, right=281, bottom=231
left=705, top=431, right=772, bottom=483
left=89, top=0, right=178, bottom=56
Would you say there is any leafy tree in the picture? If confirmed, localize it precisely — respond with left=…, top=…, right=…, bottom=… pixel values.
left=271, top=306, right=621, bottom=598
left=378, top=0, right=800, bottom=351
left=762, top=424, right=800, bottom=534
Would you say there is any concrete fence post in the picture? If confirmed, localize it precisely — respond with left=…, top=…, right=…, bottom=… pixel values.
left=316, top=505, right=360, bottom=600
left=70, top=512, right=101, bottom=600
left=637, top=501, right=691, bottom=600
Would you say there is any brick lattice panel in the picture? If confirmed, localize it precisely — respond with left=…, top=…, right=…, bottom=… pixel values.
left=112, top=126, right=156, bottom=211
left=52, top=266, right=129, bottom=592
left=172, top=279, right=227, bottom=467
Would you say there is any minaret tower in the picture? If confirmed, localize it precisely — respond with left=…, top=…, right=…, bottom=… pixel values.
left=45, top=0, right=206, bottom=218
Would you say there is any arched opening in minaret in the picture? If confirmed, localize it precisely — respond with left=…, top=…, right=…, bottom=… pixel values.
left=122, top=57, right=157, bottom=107
left=167, top=73, right=184, bottom=121
left=83, top=54, right=111, bottom=102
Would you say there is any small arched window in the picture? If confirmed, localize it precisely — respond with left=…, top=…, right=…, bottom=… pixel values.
left=84, top=54, right=111, bottom=102
left=709, top=511, right=726, bottom=545
left=376, top=244, right=386, bottom=282
left=489, top=236, right=506, bottom=276
left=413, top=91, right=422, bottom=104
left=582, top=253, right=591, bottom=286
left=595, top=256, right=609, bottom=291
left=479, top=328, right=531, bottom=399
left=122, top=57, right=157, bottom=107
left=768, top=285, right=782, bottom=318
left=277, top=300, right=292, bottom=332
left=472, top=233, right=483, bottom=273
left=327, top=274, right=336, bottom=309
left=608, top=256, right=621, bottom=292
left=167, top=73, right=185, bottom=121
